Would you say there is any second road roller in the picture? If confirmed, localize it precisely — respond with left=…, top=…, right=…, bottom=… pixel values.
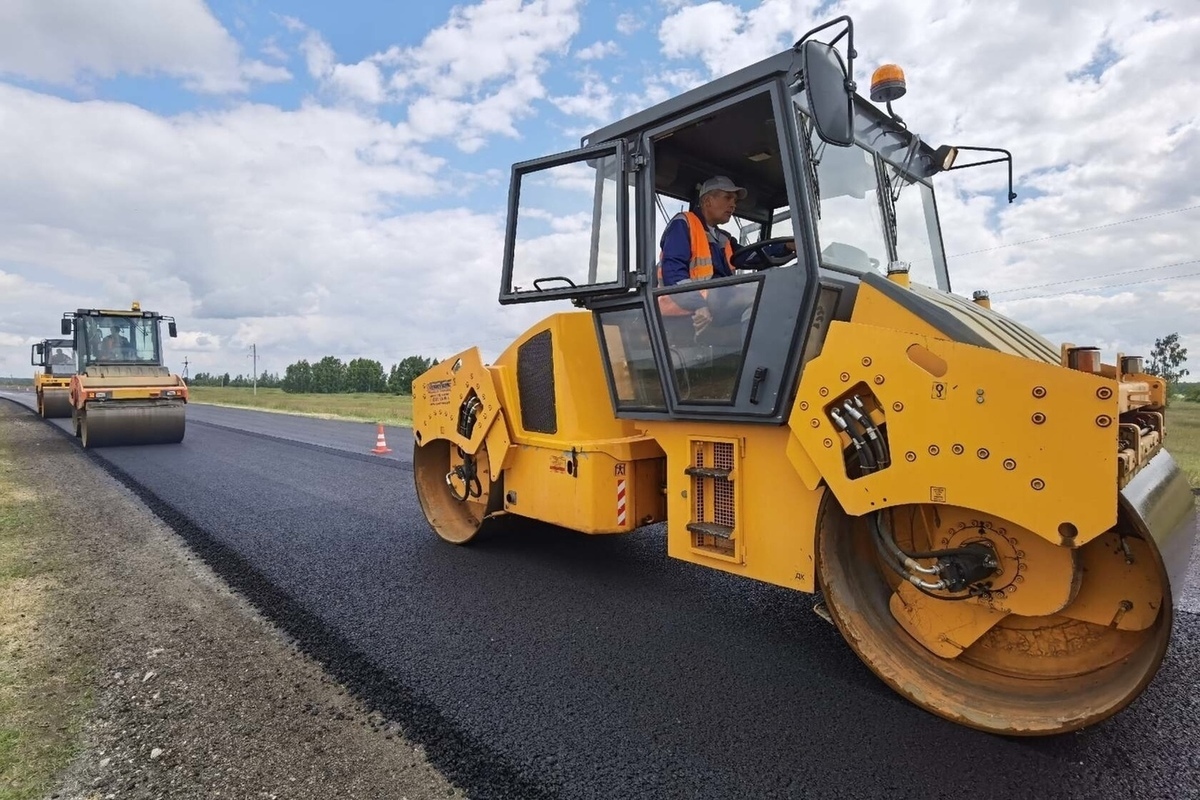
left=409, top=15, right=1198, bottom=735
left=62, top=301, right=188, bottom=448
left=30, top=337, right=76, bottom=418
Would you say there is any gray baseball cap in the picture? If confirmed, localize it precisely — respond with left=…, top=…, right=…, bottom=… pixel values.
left=699, top=175, right=747, bottom=200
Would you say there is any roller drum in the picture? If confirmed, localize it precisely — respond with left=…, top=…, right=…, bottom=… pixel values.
left=1119, top=448, right=1198, bottom=606
left=816, top=448, right=1198, bottom=735
left=41, top=389, right=72, bottom=418
left=80, top=401, right=186, bottom=448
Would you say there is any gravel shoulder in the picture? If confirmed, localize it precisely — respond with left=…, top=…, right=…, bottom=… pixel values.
left=0, top=402, right=457, bottom=799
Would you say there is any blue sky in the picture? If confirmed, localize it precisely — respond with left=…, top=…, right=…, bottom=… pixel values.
left=0, top=0, right=1198, bottom=379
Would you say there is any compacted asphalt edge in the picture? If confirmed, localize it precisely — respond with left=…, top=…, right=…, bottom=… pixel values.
left=188, top=417, right=414, bottom=473
left=0, top=396, right=555, bottom=800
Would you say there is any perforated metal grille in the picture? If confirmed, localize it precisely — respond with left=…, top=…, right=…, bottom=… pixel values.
left=517, top=330, right=557, bottom=434
left=714, top=442, right=734, bottom=528
left=690, top=440, right=735, bottom=556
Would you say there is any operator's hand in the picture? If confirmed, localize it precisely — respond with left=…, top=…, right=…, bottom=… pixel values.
left=693, top=306, right=713, bottom=336
left=785, top=239, right=796, bottom=253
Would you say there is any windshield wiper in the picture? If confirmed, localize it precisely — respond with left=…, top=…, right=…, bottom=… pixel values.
left=890, top=132, right=922, bottom=205
left=878, top=159, right=899, bottom=245
left=654, top=193, right=670, bottom=226
left=800, top=117, right=824, bottom=218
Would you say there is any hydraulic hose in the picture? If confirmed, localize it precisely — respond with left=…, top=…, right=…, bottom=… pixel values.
left=830, top=408, right=877, bottom=474
left=845, top=399, right=888, bottom=468
left=870, top=515, right=946, bottom=590
left=871, top=512, right=941, bottom=577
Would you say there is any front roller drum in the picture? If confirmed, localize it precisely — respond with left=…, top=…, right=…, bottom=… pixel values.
left=40, top=389, right=72, bottom=419
left=816, top=451, right=1195, bottom=735
left=80, top=402, right=186, bottom=449
left=413, top=439, right=504, bottom=544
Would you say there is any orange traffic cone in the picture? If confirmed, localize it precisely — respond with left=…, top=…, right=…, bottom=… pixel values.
left=370, top=424, right=392, bottom=455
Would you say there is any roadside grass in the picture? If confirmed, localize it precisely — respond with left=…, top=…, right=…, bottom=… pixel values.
left=188, top=386, right=414, bottom=426
left=1167, top=401, right=1200, bottom=489
left=0, top=426, right=91, bottom=800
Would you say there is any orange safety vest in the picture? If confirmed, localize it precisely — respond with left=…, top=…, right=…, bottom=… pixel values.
left=655, top=212, right=735, bottom=316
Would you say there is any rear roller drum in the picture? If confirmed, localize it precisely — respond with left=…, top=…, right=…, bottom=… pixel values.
left=80, top=403, right=186, bottom=449
left=413, top=439, right=503, bottom=544
left=816, top=495, right=1174, bottom=735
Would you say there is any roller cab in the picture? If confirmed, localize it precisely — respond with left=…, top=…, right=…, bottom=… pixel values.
left=62, top=302, right=187, bottom=448
left=31, top=337, right=77, bottom=418
left=411, top=15, right=1198, bottom=735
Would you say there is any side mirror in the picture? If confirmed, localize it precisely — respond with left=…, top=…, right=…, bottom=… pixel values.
left=61, top=318, right=72, bottom=336
left=802, top=40, right=854, bottom=147
left=168, top=321, right=178, bottom=338
left=32, top=344, right=43, bottom=365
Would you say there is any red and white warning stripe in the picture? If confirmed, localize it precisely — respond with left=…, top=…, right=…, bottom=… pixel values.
left=616, top=478, right=627, bottom=526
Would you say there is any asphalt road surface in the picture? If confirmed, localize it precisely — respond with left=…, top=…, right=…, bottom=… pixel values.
left=4, top=392, right=1199, bottom=800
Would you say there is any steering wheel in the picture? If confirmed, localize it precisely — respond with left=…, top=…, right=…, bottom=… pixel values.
left=730, top=237, right=798, bottom=271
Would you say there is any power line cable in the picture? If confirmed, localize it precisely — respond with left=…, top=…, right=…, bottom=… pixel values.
left=947, top=204, right=1200, bottom=259
left=991, top=258, right=1200, bottom=295
left=1001, top=269, right=1200, bottom=300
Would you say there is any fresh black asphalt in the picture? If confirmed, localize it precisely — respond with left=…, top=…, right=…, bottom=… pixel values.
left=4, top=393, right=1199, bottom=800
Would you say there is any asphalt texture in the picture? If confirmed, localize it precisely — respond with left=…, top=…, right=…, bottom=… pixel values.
left=4, top=391, right=1199, bottom=800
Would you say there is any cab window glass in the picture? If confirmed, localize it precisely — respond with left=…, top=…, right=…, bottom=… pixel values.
left=658, top=282, right=758, bottom=402
left=597, top=308, right=666, bottom=409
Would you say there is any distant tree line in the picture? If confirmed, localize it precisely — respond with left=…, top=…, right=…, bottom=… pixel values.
left=278, top=355, right=439, bottom=395
left=183, top=355, right=439, bottom=395
left=189, top=371, right=282, bottom=388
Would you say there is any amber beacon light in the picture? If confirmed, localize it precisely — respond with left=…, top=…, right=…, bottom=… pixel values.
left=869, top=63, right=906, bottom=102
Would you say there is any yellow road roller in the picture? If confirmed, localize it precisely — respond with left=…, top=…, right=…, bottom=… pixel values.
left=62, top=301, right=188, bottom=448
left=410, top=15, right=1198, bottom=735
left=30, top=337, right=76, bottom=418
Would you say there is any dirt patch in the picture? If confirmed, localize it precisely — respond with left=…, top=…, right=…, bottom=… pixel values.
left=0, top=403, right=458, bottom=799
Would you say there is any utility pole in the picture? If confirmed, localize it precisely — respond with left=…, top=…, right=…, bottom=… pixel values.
left=250, top=344, right=258, bottom=395
left=183, top=357, right=189, bottom=380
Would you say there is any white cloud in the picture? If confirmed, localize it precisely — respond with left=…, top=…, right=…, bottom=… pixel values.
left=260, top=39, right=290, bottom=64
left=616, top=68, right=704, bottom=117
left=385, top=0, right=581, bottom=150
left=289, top=0, right=582, bottom=148
left=658, top=2, right=743, bottom=64
left=616, top=12, right=643, bottom=35
left=300, top=31, right=337, bottom=79
left=576, top=41, right=620, bottom=60
left=0, top=331, right=29, bottom=349
left=296, top=29, right=388, bottom=105
left=551, top=72, right=616, bottom=122
left=0, top=0, right=290, bottom=94
left=386, top=0, right=580, bottom=97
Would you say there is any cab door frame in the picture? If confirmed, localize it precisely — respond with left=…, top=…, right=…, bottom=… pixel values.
left=620, top=77, right=824, bottom=422
left=499, top=139, right=633, bottom=306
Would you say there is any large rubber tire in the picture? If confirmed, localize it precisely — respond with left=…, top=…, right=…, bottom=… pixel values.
left=816, top=494, right=1173, bottom=736
left=413, top=439, right=505, bottom=544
